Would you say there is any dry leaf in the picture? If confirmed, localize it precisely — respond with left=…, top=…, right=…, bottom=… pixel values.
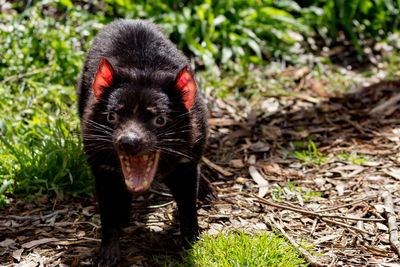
left=249, top=141, right=270, bottom=152
left=276, top=66, right=310, bottom=80
left=308, top=78, right=330, bottom=97
left=248, top=155, right=257, bottom=164
left=21, top=237, right=59, bottom=249
left=229, top=159, right=245, bottom=168
left=314, top=234, right=340, bottom=244
left=236, top=177, right=247, bottom=184
left=209, top=118, right=241, bottom=126
left=0, top=238, right=15, bottom=248
left=376, top=223, right=388, bottom=232
left=335, top=183, right=346, bottom=196
left=262, top=163, right=282, bottom=176
left=12, top=248, right=23, bottom=262
left=249, top=166, right=269, bottom=197
left=261, top=125, right=281, bottom=140
left=261, top=98, right=280, bottom=115
left=374, top=204, right=385, bottom=213
left=382, top=168, right=400, bottom=180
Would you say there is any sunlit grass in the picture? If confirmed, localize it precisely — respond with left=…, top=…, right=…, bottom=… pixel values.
left=156, top=231, right=308, bottom=267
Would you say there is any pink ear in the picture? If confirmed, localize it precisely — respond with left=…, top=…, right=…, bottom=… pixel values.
left=93, top=58, right=114, bottom=100
left=175, top=67, right=197, bottom=111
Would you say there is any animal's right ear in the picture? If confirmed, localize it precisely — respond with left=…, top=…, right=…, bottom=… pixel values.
left=93, top=58, right=114, bottom=101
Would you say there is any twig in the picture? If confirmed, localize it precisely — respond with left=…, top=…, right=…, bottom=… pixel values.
left=0, top=67, right=52, bottom=84
left=310, top=219, right=318, bottom=236
left=202, top=156, right=233, bottom=176
left=146, top=200, right=174, bottom=209
left=318, top=197, right=369, bottom=212
left=361, top=243, right=391, bottom=256
left=39, top=221, right=100, bottom=228
left=320, top=218, right=370, bottom=235
left=149, top=188, right=173, bottom=197
left=9, top=209, right=69, bottom=221
left=382, top=190, right=400, bottom=256
left=245, top=193, right=384, bottom=222
left=369, top=94, right=400, bottom=115
left=266, top=215, right=324, bottom=267
left=80, top=236, right=101, bottom=242
left=343, top=118, right=366, bottom=135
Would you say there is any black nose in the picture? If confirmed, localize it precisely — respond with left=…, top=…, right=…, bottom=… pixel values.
left=118, top=134, right=141, bottom=155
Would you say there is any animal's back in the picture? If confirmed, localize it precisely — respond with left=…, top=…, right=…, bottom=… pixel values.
left=77, top=19, right=188, bottom=117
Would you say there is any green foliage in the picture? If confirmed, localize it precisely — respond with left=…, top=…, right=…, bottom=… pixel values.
left=0, top=3, right=97, bottom=206
left=0, top=4, right=102, bottom=85
left=304, top=0, right=400, bottom=59
left=289, top=140, right=328, bottom=165
left=102, top=0, right=313, bottom=71
left=167, top=231, right=307, bottom=266
left=97, top=0, right=400, bottom=65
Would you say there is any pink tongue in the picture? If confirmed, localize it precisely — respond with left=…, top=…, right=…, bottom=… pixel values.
left=127, top=156, right=147, bottom=189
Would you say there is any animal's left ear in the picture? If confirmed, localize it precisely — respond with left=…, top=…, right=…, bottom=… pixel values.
left=175, top=66, right=197, bottom=111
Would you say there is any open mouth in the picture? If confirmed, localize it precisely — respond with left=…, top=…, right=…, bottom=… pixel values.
left=119, top=151, right=160, bottom=192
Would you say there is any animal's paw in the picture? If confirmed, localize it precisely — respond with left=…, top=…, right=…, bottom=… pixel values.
left=95, top=243, right=121, bottom=267
left=181, top=224, right=200, bottom=250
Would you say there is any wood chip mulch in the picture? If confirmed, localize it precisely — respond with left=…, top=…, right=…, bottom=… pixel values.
left=1, top=77, right=399, bottom=266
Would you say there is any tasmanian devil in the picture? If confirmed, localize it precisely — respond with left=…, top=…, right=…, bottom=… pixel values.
left=76, top=19, right=214, bottom=265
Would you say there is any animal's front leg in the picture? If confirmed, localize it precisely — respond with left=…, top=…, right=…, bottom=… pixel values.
left=94, top=168, right=132, bottom=266
left=164, top=161, right=200, bottom=248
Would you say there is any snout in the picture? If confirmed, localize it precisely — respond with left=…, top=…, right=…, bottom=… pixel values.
left=117, top=133, right=142, bottom=155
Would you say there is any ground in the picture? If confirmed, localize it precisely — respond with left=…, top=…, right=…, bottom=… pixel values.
left=1, top=55, right=400, bottom=266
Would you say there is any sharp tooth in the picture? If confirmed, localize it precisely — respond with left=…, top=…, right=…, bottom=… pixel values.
left=146, top=166, right=151, bottom=173
left=134, top=185, right=143, bottom=192
left=125, top=179, right=134, bottom=187
left=143, top=155, right=148, bottom=161
left=126, top=166, right=131, bottom=172
left=120, top=155, right=123, bottom=159
left=142, top=180, right=148, bottom=187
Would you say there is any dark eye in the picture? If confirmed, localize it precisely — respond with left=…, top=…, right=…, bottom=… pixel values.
left=107, top=111, right=117, bottom=123
left=153, top=114, right=167, bottom=127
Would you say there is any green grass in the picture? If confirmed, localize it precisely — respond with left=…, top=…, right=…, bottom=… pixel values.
left=156, top=231, right=307, bottom=267
left=0, top=2, right=97, bottom=206
left=271, top=180, right=322, bottom=202
left=337, top=151, right=369, bottom=165
left=288, top=140, right=328, bottom=165
left=0, top=80, right=93, bottom=206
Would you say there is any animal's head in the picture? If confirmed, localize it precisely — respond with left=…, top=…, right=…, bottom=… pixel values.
left=87, top=57, right=197, bottom=192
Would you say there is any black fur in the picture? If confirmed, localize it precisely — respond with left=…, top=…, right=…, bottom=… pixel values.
left=76, top=19, right=215, bottom=266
